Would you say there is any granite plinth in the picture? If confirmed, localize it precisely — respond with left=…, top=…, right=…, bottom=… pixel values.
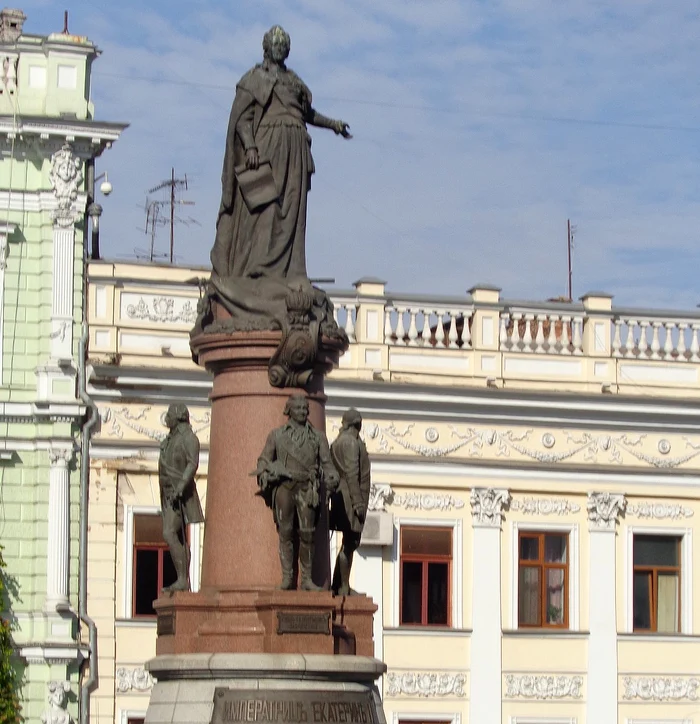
left=189, top=329, right=344, bottom=592
left=154, top=589, right=377, bottom=657
left=144, top=653, right=387, bottom=724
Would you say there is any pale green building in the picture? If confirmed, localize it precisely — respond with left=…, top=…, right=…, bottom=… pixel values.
left=0, top=8, right=126, bottom=723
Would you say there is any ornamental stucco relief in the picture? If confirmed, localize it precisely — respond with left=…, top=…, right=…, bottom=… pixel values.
left=511, top=497, right=581, bottom=516
left=49, top=143, right=83, bottom=228
left=386, top=672, right=466, bottom=698
left=587, top=492, right=626, bottom=530
left=393, top=491, right=465, bottom=511
left=504, top=674, right=583, bottom=700
left=470, top=487, right=510, bottom=527
left=116, top=667, right=154, bottom=693
left=627, top=502, right=694, bottom=520
left=124, top=295, right=197, bottom=325
left=622, top=676, right=699, bottom=701
left=368, top=483, right=393, bottom=512
left=99, top=405, right=211, bottom=443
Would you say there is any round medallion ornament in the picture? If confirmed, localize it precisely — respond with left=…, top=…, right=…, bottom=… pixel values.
left=542, top=433, right=556, bottom=449
left=657, top=439, right=671, bottom=455
left=425, top=427, right=439, bottom=443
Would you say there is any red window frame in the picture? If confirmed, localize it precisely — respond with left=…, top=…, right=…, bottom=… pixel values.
left=633, top=534, right=681, bottom=633
left=399, top=526, right=452, bottom=627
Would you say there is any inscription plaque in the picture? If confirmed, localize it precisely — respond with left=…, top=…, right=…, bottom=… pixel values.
left=157, top=612, right=175, bottom=636
left=212, top=689, right=377, bottom=724
left=277, top=612, right=330, bottom=635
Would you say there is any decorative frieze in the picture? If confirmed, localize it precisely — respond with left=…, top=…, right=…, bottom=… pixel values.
left=627, top=502, right=693, bottom=520
left=386, top=671, right=466, bottom=698
left=511, top=497, right=580, bottom=516
left=504, top=674, right=583, bottom=700
left=123, top=295, right=197, bottom=325
left=470, top=487, right=510, bottom=527
left=622, top=676, right=699, bottom=701
left=587, top=492, right=626, bottom=531
left=116, top=667, right=154, bottom=693
left=367, top=483, right=393, bottom=512
left=392, top=492, right=464, bottom=512
left=41, top=681, right=72, bottom=724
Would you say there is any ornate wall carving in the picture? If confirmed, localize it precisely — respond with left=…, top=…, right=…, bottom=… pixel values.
left=41, top=681, right=72, bottom=724
left=124, top=296, right=197, bottom=325
left=622, top=676, right=699, bottom=701
left=49, top=143, right=83, bottom=227
left=368, top=483, right=393, bottom=511
left=627, top=502, right=693, bottom=520
left=393, top=492, right=464, bottom=511
left=116, top=667, right=154, bottom=693
left=511, top=497, right=580, bottom=516
left=470, top=487, right=510, bottom=527
left=504, top=674, right=583, bottom=699
left=587, top=492, right=626, bottom=530
left=386, top=671, right=466, bottom=697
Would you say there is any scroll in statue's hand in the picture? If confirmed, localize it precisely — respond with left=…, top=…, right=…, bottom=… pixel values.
left=245, top=147, right=260, bottom=170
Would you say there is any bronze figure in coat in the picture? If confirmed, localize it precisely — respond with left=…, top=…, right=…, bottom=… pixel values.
left=158, top=403, right=204, bottom=592
left=256, top=394, right=338, bottom=590
left=329, top=409, right=371, bottom=596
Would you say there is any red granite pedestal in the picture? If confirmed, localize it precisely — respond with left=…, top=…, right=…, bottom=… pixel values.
left=152, top=327, right=376, bottom=659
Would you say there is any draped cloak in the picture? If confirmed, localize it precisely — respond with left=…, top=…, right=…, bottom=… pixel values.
left=210, top=64, right=315, bottom=287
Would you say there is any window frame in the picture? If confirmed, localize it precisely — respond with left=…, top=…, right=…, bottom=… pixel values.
left=511, top=522, right=579, bottom=631
left=122, top=504, right=201, bottom=620
left=119, top=711, right=146, bottom=724
left=392, top=517, right=462, bottom=629
left=517, top=530, right=570, bottom=629
left=625, top=526, right=692, bottom=635
left=393, top=711, right=461, bottom=724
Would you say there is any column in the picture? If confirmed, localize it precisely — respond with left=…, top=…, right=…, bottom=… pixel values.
left=586, top=492, right=626, bottom=724
left=469, top=487, right=510, bottom=724
left=45, top=448, right=72, bottom=611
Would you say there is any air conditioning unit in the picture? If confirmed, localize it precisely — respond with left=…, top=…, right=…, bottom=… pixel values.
left=360, top=511, right=393, bottom=547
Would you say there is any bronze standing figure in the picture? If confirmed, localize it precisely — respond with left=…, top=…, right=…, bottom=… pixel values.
left=158, top=403, right=204, bottom=592
left=329, top=409, right=371, bottom=596
left=256, top=395, right=339, bottom=590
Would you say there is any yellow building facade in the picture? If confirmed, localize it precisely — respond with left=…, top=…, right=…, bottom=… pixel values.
left=85, top=261, right=700, bottom=724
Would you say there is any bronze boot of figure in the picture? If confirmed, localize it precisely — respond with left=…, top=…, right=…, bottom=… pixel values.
left=331, top=546, right=355, bottom=597
left=279, top=538, right=295, bottom=590
left=299, top=531, right=324, bottom=591
left=163, top=545, right=190, bottom=593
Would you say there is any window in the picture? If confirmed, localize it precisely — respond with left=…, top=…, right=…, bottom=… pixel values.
left=518, top=531, right=568, bottom=628
left=633, top=534, right=681, bottom=633
left=400, top=526, right=451, bottom=626
left=127, top=719, right=145, bottom=724
left=132, top=513, right=177, bottom=617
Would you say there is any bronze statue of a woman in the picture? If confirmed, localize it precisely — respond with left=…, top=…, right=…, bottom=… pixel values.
left=211, top=25, right=351, bottom=285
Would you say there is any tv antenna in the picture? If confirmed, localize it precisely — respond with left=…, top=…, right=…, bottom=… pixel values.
left=142, top=168, right=198, bottom=262
left=567, top=219, right=577, bottom=302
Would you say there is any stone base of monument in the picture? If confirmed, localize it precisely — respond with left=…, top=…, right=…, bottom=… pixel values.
left=144, top=653, right=386, bottom=724
left=154, top=590, right=377, bottom=657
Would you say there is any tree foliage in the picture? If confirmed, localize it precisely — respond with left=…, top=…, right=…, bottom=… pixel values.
left=0, top=546, right=20, bottom=724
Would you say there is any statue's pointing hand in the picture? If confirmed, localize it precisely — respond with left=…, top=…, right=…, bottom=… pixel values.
left=333, top=120, right=352, bottom=139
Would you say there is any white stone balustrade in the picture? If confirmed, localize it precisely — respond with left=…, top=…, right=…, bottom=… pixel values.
left=611, top=314, right=700, bottom=362
left=383, top=301, right=473, bottom=349
left=331, top=296, right=358, bottom=343
left=498, top=309, right=584, bottom=356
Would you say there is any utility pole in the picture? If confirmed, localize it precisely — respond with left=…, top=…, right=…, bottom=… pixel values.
left=567, top=219, right=576, bottom=302
left=147, top=169, right=194, bottom=263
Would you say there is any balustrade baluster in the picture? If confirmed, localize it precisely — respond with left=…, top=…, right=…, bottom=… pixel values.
left=624, top=320, right=637, bottom=358
left=384, top=308, right=394, bottom=345
left=534, top=315, right=545, bottom=353
left=345, top=305, right=356, bottom=343
left=572, top=316, right=583, bottom=355
left=462, top=310, right=472, bottom=349
left=522, top=313, right=534, bottom=352
left=499, top=314, right=509, bottom=350
left=395, top=307, right=407, bottom=346
left=691, top=324, right=700, bottom=362
left=560, top=316, right=572, bottom=355
left=448, top=310, right=459, bottom=349
left=676, top=323, right=687, bottom=361
left=546, top=314, right=558, bottom=353
left=650, top=321, right=661, bottom=360
left=662, top=322, right=674, bottom=360
left=407, top=309, right=419, bottom=347
left=638, top=321, right=649, bottom=358
left=612, top=319, right=622, bottom=357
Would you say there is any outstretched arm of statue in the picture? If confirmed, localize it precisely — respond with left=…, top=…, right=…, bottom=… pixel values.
left=306, top=108, right=352, bottom=138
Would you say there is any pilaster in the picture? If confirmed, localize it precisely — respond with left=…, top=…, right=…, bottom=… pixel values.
left=469, top=487, right=510, bottom=724
left=586, top=491, right=626, bottom=724
left=45, top=447, right=73, bottom=611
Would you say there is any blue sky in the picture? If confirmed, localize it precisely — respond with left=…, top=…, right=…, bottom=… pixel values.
left=19, top=0, right=700, bottom=307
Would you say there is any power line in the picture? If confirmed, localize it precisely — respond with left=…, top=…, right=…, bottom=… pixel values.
left=95, top=70, right=700, bottom=134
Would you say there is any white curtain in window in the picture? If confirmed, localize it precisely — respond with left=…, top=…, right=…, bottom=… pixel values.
left=657, top=573, right=679, bottom=633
